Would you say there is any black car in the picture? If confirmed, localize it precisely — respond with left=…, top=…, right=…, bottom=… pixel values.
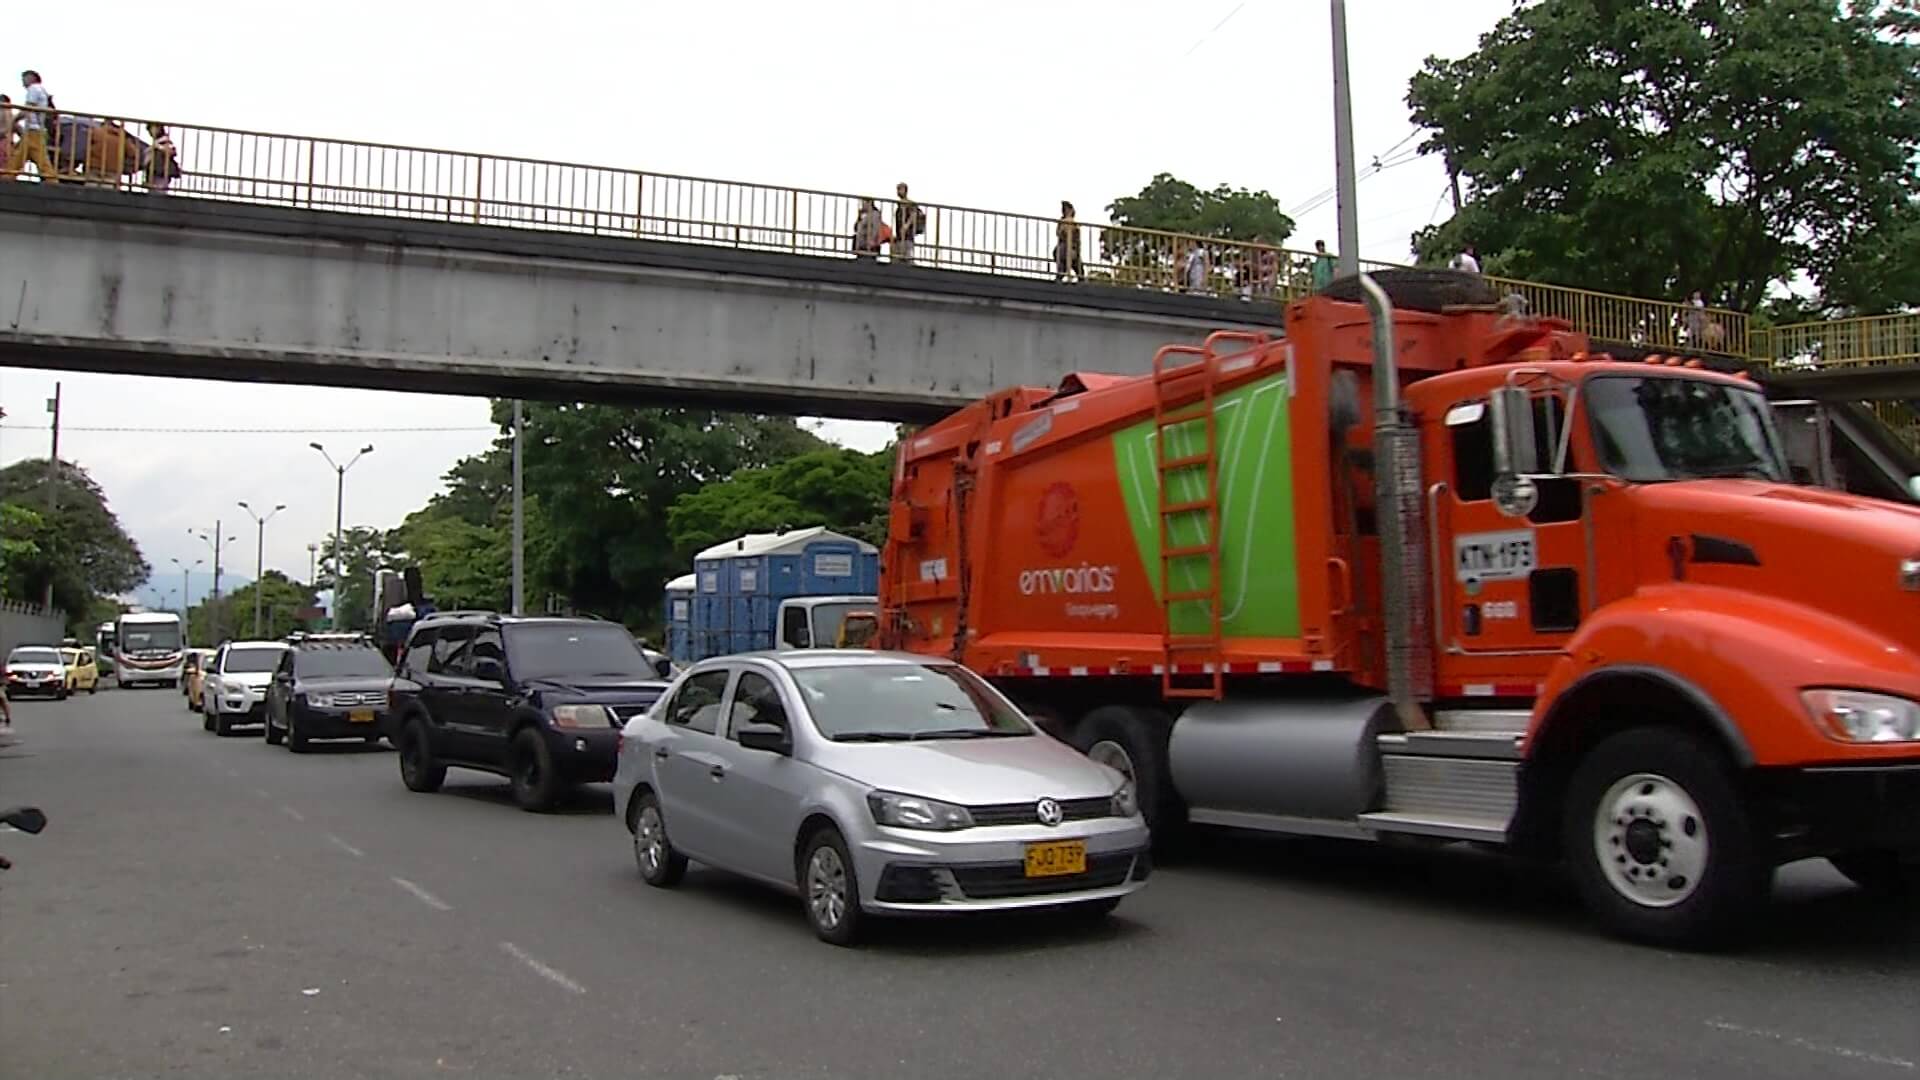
left=265, top=635, right=395, bottom=752
left=388, top=612, right=670, bottom=811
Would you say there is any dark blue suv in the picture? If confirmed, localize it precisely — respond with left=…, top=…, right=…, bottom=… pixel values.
left=389, top=612, right=672, bottom=811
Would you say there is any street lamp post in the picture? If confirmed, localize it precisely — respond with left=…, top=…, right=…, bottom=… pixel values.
left=169, top=557, right=203, bottom=626
left=190, top=526, right=236, bottom=642
left=310, top=443, right=374, bottom=630
left=237, top=501, right=287, bottom=638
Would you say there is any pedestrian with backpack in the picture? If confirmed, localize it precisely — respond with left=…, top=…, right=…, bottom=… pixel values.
left=892, top=182, right=925, bottom=265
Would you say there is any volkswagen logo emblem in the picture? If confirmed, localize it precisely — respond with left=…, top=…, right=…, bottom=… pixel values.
left=1035, top=798, right=1064, bottom=827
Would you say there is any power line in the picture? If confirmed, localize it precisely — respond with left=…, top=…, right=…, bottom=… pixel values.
left=0, top=424, right=494, bottom=434
left=1181, top=1, right=1248, bottom=58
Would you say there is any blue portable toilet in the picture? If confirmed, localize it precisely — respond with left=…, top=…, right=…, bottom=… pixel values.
left=662, top=573, right=696, bottom=663
left=689, top=527, right=883, bottom=661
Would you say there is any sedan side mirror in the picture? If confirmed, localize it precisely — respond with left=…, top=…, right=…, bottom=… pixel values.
left=736, top=722, right=791, bottom=755
left=653, top=658, right=674, bottom=679
left=1, top=807, right=47, bottom=834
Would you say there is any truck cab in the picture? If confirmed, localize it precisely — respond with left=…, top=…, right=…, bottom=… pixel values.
left=776, top=595, right=879, bottom=651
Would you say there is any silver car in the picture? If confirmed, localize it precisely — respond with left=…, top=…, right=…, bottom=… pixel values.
left=614, top=650, right=1151, bottom=944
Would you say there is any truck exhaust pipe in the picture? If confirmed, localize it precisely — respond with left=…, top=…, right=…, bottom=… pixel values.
left=1357, top=274, right=1431, bottom=730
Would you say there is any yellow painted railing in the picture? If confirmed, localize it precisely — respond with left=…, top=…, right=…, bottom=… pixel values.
left=1, top=103, right=1903, bottom=371
left=1751, top=312, right=1920, bottom=370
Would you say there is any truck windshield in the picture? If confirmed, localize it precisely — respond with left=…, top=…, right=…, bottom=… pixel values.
left=1586, top=375, right=1787, bottom=483
left=809, top=603, right=866, bottom=647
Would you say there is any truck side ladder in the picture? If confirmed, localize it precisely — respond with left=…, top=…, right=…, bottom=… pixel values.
left=1152, top=344, right=1225, bottom=700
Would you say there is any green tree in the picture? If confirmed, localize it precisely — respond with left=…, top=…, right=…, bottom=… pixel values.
left=665, top=448, right=893, bottom=562
left=318, top=527, right=396, bottom=631
left=1407, top=0, right=1920, bottom=314
left=0, top=459, right=149, bottom=630
left=1104, top=173, right=1296, bottom=281
left=0, top=504, right=42, bottom=582
left=192, top=571, right=316, bottom=643
left=512, top=402, right=827, bottom=626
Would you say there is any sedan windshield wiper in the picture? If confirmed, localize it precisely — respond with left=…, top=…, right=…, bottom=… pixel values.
left=831, top=731, right=918, bottom=742
left=906, top=728, right=1028, bottom=740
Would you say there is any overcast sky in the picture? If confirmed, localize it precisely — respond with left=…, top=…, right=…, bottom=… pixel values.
left=0, top=0, right=1509, bottom=607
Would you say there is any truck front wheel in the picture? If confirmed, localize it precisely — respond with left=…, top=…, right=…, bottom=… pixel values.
left=1072, top=705, right=1185, bottom=842
left=1564, top=727, right=1767, bottom=948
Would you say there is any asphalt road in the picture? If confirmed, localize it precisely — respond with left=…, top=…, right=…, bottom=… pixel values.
left=1, top=689, right=1916, bottom=1080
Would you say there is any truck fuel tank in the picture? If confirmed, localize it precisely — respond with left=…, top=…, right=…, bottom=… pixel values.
left=1169, top=696, right=1395, bottom=822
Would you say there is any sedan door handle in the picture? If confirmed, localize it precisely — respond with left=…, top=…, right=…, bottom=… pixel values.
left=653, top=748, right=670, bottom=760
left=708, top=765, right=726, bottom=780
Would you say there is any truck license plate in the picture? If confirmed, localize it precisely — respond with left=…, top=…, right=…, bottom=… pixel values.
left=1023, top=840, right=1086, bottom=878
left=1454, top=530, right=1537, bottom=583
left=349, top=709, right=375, bottom=724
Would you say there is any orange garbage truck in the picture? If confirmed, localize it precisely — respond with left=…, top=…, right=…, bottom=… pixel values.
left=880, top=268, right=1920, bottom=945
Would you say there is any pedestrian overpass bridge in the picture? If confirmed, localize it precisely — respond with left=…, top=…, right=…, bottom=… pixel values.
left=2, top=104, right=1914, bottom=426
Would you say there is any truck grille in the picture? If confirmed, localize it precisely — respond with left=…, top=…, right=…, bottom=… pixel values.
left=967, top=796, right=1113, bottom=826
left=948, top=852, right=1138, bottom=899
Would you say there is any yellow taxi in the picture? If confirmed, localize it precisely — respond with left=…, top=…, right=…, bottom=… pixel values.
left=59, top=647, right=100, bottom=694
left=182, top=649, right=212, bottom=711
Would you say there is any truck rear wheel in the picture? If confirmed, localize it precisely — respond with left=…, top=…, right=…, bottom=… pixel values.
left=1072, top=705, right=1185, bottom=843
left=1564, top=727, right=1766, bottom=948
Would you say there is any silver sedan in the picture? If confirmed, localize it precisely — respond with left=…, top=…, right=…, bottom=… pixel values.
left=613, top=650, right=1151, bottom=945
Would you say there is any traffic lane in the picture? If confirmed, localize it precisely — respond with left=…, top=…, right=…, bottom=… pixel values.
left=9, top=691, right=1919, bottom=1079
left=0, top=692, right=705, bottom=1079
left=248, top=719, right=1920, bottom=1079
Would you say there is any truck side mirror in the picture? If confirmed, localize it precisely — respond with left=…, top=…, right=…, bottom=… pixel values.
left=1487, top=386, right=1542, bottom=519
left=1488, top=386, right=1540, bottom=476
left=1907, top=475, right=1920, bottom=503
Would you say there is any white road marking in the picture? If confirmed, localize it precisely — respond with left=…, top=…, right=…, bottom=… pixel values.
left=325, top=834, right=364, bottom=858
left=279, top=805, right=305, bottom=823
left=389, top=876, right=451, bottom=912
left=499, top=941, right=587, bottom=995
left=1707, top=1020, right=1916, bottom=1071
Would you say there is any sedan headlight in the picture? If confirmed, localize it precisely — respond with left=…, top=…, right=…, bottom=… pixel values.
left=551, top=704, right=612, bottom=729
left=1111, top=780, right=1139, bottom=818
left=1802, top=689, right=1920, bottom=743
left=867, top=791, right=974, bottom=831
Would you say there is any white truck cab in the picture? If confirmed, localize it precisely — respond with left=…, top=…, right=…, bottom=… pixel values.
left=775, top=595, right=878, bottom=650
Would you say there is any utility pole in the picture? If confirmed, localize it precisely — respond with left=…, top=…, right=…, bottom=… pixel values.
left=511, top=399, right=525, bottom=616
left=307, top=543, right=318, bottom=592
left=238, top=501, right=286, bottom=637
left=1330, top=0, right=1362, bottom=278
left=42, top=382, right=59, bottom=611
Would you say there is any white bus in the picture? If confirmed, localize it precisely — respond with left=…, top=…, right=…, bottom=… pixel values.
left=115, top=611, right=185, bottom=688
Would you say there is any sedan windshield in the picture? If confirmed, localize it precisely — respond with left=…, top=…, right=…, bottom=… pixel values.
left=506, top=623, right=652, bottom=680
left=1587, top=375, right=1787, bottom=483
left=791, top=662, right=1033, bottom=741
left=222, top=648, right=284, bottom=674
left=9, top=648, right=60, bottom=665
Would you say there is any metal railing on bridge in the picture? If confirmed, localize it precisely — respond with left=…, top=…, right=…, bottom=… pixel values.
left=0, top=102, right=1881, bottom=371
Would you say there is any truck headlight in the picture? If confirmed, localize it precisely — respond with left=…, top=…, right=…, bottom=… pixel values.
left=1802, top=689, right=1920, bottom=743
left=867, top=791, right=974, bottom=831
left=550, top=704, right=611, bottom=729
left=1901, top=557, right=1920, bottom=592
left=1111, top=780, right=1139, bottom=818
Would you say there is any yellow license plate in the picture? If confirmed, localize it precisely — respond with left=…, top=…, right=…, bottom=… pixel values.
left=349, top=709, right=375, bottom=724
left=1023, top=840, right=1087, bottom=878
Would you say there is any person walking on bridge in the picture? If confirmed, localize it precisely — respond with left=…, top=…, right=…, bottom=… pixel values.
left=1310, top=239, right=1336, bottom=291
left=1054, top=201, right=1083, bottom=282
left=891, top=182, right=924, bottom=265
left=7, top=71, right=59, bottom=184
left=852, top=197, right=884, bottom=258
